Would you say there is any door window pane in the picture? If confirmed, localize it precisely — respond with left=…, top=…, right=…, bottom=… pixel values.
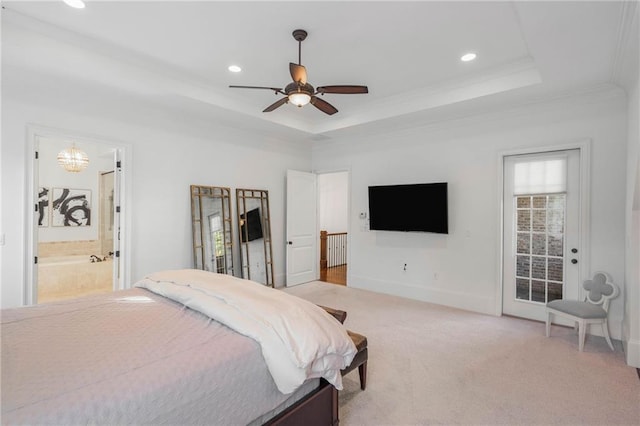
left=517, top=197, right=531, bottom=208
left=517, top=233, right=530, bottom=254
left=548, top=209, right=564, bottom=233
left=532, top=210, right=546, bottom=232
left=516, top=255, right=530, bottom=277
left=512, top=194, right=566, bottom=304
left=548, top=234, right=563, bottom=256
left=532, top=196, right=546, bottom=208
left=531, top=256, right=546, bottom=280
left=548, top=282, right=563, bottom=302
left=517, top=210, right=531, bottom=231
left=531, top=280, right=546, bottom=303
left=516, top=278, right=530, bottom=300
left=548, top=195, right=564, bottom=208
left=532, top=233, right=546, bottom=255
left=547, top=257, right=563, bottom=282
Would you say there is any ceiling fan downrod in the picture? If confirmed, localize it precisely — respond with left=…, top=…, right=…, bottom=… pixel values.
left=292, top=29, right=307, bottom=65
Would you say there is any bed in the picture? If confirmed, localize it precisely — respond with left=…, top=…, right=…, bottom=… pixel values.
left=1, top=269, right=356, bottom=425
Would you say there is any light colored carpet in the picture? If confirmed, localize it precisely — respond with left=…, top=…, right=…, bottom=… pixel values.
left=284, top=281, right=640, bottom=426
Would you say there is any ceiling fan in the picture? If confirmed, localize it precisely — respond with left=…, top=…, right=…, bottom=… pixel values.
left=229, top=29, right=368, bottom=115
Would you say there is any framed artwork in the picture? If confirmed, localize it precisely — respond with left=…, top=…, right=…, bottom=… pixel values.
left=52, top=188, right=92, bottom=227
left=38, top=187, right=50, bottom=227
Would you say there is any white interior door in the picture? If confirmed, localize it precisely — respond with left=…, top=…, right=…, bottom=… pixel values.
left=502, top=149, right=582, bottom=322
left=286, top=170, right=317, bottom=287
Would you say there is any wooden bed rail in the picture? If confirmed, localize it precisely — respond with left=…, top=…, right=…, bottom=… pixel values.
left=264, top=379, right=338, bottom=426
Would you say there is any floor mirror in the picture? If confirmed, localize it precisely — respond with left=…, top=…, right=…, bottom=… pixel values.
left=236, top=188, right=274, bottom=287
left=190, top=185, right=234, bottom=275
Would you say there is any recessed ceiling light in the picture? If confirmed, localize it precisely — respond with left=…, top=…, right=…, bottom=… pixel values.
left=461, top=53, right=477, bottom=62
left=228, top=65, right=242, bottom=73
left=63, top=0, right=85, bottom=9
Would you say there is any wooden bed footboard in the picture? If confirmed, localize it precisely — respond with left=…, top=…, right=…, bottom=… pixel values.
left=264, top=379, right=338, bottom=426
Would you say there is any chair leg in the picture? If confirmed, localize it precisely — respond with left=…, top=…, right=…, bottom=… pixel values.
left=546, top=311, right=552, bottom=337
left=602, top=319, right=614, bottom=351
left=358, top=362, right=367, bottom=390
left=578, top=320, right=586, bottom=352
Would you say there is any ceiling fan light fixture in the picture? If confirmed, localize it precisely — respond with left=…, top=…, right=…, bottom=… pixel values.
left=289, top=92, right=311, bottom=107
left=229, top=28, right=367, bottom=115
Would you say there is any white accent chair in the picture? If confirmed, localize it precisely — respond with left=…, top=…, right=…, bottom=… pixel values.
left=545, top=271, right=618, bottom=352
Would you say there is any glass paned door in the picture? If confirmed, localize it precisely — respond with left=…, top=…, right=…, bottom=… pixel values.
left=503, top=149, right=582, bottom=322
left=515, top=194, right=565, bottom=304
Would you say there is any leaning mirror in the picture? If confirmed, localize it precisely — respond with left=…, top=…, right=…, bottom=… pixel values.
left=236, top=188, right=274, bottom=287
left=190, top=185, right=234, bottom=275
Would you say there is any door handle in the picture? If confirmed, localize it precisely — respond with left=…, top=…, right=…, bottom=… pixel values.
left=571, top=248, right=578, bottom=253
left=288, top=241, right=293, bottom=245
left=571, top=259, right=578, bottom=264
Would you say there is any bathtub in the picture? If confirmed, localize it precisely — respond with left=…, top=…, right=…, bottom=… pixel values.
left=38, top=255, right=114, bottom=302
left=38, top=255, right=107, bottom=266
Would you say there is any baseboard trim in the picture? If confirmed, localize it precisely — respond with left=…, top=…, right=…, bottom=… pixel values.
left=623, top=337, right=640, bottom=368
left=348, top=274, right=496, bottom=316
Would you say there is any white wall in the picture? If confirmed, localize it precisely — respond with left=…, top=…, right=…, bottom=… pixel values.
left=621, top=5, right=640, bottom=368
left=313, top=88, right=629, bottom=340
left=318, top=171, right=348, bottom=233
left=625, top=82, right=640, bottom=365
left=1, top=90, right=311, bottom=308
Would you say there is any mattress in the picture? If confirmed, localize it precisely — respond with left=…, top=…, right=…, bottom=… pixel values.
left=1, top=288, right=318, bottom=425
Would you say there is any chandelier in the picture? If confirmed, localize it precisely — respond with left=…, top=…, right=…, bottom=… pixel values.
left=57, top=143, right=89, bottom=172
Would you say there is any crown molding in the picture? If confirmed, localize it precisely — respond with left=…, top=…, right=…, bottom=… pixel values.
left=313, top=82, right=625, bottom=152
left=611, top=0, right=639, bottom=85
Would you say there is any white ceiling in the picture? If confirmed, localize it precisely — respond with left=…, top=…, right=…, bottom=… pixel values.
left=1, top=1, right=633, bottom=138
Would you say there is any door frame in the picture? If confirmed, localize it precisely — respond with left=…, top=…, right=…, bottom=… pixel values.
left=285, top=167, right=351, bottom=286
left=315, top=168, right=351, bottom=285
left=496, top=139, right=591, bottom=317
left=25, top=124, right=132, bottom=305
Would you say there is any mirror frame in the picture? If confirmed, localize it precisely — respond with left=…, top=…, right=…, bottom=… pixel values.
left=236, top=188, right=274, bottom=287
left=190, top=185, right=234, bottom=275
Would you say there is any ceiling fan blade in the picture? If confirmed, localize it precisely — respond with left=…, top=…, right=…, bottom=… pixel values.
left=230, top=85, right=286, bottom=95
left=316, top=85, right=369, bottom=94
left=263, top=97, right=289, bottom=112
left=289, top=63, right=307, bottom=85
left=310, top=96, right=338, bottom=115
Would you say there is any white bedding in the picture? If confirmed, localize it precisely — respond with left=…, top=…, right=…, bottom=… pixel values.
left=135, top=269, right=357, bottom=394
left=1, top=287, right=319, bottom=425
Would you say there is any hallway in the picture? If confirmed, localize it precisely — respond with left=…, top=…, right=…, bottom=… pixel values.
left=324, top=264, right=346, bottom=286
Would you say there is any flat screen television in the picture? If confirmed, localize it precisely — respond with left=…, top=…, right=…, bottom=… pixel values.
left=240, top=207, right=264, bottom=242
left=368, top=182, right=448, bottom=234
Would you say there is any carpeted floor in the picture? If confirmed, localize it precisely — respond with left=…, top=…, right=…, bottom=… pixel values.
left=284, top=281, right=640, bottom=426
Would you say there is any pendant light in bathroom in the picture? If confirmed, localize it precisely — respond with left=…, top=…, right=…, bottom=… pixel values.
left=57, top=143, right=89, bottom=172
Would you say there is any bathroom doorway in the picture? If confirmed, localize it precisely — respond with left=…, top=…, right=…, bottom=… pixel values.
left=29, top=131, right=127, bottom=304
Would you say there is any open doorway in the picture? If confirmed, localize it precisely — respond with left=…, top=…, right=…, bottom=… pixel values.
left=28, top=131, right=127, bottom=305
left=317, top=171, right=349, bottom=286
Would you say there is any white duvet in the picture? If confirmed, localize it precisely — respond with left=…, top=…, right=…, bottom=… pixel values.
left=135, top=269, right=356, bottom=394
